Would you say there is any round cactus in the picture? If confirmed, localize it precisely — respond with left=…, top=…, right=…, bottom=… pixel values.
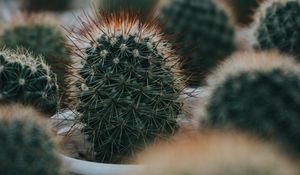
left=0, top=49, right=58, bottom=116
left=160, top=0, right=236, bottom=86
left=68, top=12, right=184, bottom=163
left=21, top=0, right=71, bottom=11
left=253, top=0, right=300, bottom=58
left=0, top=104, right=62, bottom=175
left=0, top=14, right=71, bottom=105
left=204, top=52, right=300, bottom=156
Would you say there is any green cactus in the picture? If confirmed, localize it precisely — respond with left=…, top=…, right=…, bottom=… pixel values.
left=0, top=49, right=58, bottom=116
left=160, top=0, right=236, bottom=86
left=69, top=13, right=184, bottom=163
left=99, top=0, right=159, bottom=20
left=225, top=0, right=262, bottom=25
left=254, top=0, right=300, bottom=58
left=21, top=0, right=71, bottom=11
left=205, top=52, right=300, bottom=156
left=0, top=15, right=72, bottom=105
left=0, top=104, right=62, bottom=175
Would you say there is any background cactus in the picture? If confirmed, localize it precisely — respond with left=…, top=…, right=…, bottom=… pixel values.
left=204, top=52, right=300, bottom=156
left=21, top=0, right=71, bottom=12
left=0, top=14, right=71, bottom=105
left=253, top=0, right=300, bottom=58
left=0, top=49, right=58, bottom=116
left=0, top=104, right=62, bottom=175
left=99, top=0, right=159, bottom=21
left=68, top=13, right=184, bottom=163
left=160, top=0, right=236, bottom=86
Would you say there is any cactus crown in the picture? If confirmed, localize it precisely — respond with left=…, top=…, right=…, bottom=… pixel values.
left=205, top=52, right=300, bottom=156
left=0, top=14, right=71, bottom=105
left=253, top=0, right=300, bottom=58
left=0, top=104, right=62, bottom=175
left=0, top=48, right=58, bottom=115
left=160, top=0, right=236, bottom=86
left=68, top=12, right=184, bottom=163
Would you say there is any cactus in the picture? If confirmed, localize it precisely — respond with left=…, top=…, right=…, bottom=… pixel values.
left=68, top=12, right=184, bottom=163
left=134, top=132, right=298, bottom=175
left=0, top=104, right=62, bottom=175
left=160, top=0, right=236, bottom=86
left=0, top=14, right=71, bottom=105
left=204, top=52, right=300, bottom=156
left=253, top=0, right=300, bottom=58
left=0, top=49, right=58, bottom=116
left=21, top=0, right=71, bottom=11
left=99, top=0, right=159, bottom=21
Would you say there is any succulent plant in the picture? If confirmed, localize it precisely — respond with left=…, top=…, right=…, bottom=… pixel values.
left=0, top=49, right=58, bottom=116
left=160, top=0, right=236, bottom=86
left=253, top=0, right=300, bottom=58
left=0, top=104, right=62, bottom=175
left=204, top=52, right=300, bottom=156
left=0, top=14, right=71, bottom=105
left=99, top=0, right=159, bottom=21
left=21, top=0, right=71, bottom=12
left=68, top=12, right=184, bottom=163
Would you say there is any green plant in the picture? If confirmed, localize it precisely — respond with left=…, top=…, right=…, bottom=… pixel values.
left=0, top=49, right=58, bottom=116
left=205, top=52, right=300, bottom=156
left=99, top=0, right=159, bottom=20
left=253, top=0, right=300, bottom=58
left=0, top=15, right=72, bottom=105
left=160, top=0, right=236, bottom=86
left=0, top=104, right=62, bottom=175
left=68, top=13, right=184, bottom=163
left=21, top=0, right=71, bottom=11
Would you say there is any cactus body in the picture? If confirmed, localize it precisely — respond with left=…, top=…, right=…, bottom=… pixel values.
left=254, top=0, right=300, bottom=58
left=68, top=13, right=184, bottom=163
left=160, top=0, right=235, bottom=86
left=205, top=52, right=300, bottom=156
left=0, top=104, right=62, bottom=175
left=0, top=49, right=58, bottom=115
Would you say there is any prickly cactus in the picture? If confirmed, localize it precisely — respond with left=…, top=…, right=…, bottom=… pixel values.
left=253, top=0, right=300, bottom=58
left=0, top=14, right=71, bottom=105
left=205, top=52, right=300, bottom=156
left=0, top=104, right=62, bottom=175
left=68, top=12, right=184, bottom=163
left=0, top=49, right=58, bottom=116
left=160, top=0, right=236, bottom=86
left=21, top=0, right=71, bottom=11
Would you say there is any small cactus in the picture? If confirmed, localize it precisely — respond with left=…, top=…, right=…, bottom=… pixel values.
left=0, top=104, right=63, bottom=175
left=0, top=14, right=71, bottom=105
left=253, top=0, right=300, bottom=58
left=134, top=132, right=298, bottom=175
left=68, top=12, right=184, bottom=163
left=160, top=0, right=236, bottom=86
left=0, top=49, right=58, bottom=116
left=204, top=52, right=300, bottom=156
left=21, top=0, right=71, bottom=12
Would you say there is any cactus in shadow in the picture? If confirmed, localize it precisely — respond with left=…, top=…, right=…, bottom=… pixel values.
left=204, top=52, right=300, bottom=157
left=0, top=49, right=58, bottom=116
left=0, top=14, right=72, bottom=105
left=21, top=0, right=71, bottom=12
left=68, top=12, right=185, bottom=163
left=160, top=0, right=236, bottom=86
left=0, top=104, right=63, bottom=175
left=253, top=0, right=300, bottom=59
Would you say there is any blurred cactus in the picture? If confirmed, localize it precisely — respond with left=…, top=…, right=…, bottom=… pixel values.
left=160, top=0, right=236, bottom=86
left=253, top=0, right=300, bottom=58
left=0, top=104, right=62, bottom=175
left=205, top=52, right=300, bottom=156
left=21, top=0, right=71, bottom=12
left=99, top=0, right=159, bottom=21
left=68, top=12, right=184, bottom=163
left=0, top=14, right=72, bottom=105
left=0, top=49, right=58, bottom=116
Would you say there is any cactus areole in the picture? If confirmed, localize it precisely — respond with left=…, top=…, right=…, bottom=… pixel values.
left=68, top=12, right=184, bottom=163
